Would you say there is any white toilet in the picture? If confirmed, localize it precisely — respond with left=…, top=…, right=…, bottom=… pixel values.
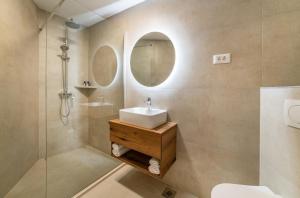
left=212, top=183, right=282, bottom=198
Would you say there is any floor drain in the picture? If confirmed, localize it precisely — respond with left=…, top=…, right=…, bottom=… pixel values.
left=162, top=187, right=176, bottom=198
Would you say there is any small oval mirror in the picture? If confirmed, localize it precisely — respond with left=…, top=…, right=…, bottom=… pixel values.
left=130, top=32, right=175, bottom=87
left=92, top=46, right=117, bottom=87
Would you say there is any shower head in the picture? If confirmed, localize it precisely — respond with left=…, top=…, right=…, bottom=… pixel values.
left=65, top=19, right=80, bottom=29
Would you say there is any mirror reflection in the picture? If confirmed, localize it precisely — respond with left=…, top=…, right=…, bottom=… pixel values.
left=130, top=32, right=175, bottom=87
left=92, top=46, right=117, bottom=86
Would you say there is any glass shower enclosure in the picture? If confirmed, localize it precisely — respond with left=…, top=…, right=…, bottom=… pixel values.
left=0, top=1, right=122, bottom=197
left=44, top=12, right=121, bottom=198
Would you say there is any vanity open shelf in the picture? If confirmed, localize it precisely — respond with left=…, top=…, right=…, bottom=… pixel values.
left=109, top=119, right=177, bottom=178
left=115, top=150, right=153, bottom=176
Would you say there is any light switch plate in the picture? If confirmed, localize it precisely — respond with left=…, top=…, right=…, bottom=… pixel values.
left=213, top=53, right=231, bottom=64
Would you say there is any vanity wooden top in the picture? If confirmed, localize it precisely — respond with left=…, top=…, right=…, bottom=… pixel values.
left=109, top=119, right=177, bottom=134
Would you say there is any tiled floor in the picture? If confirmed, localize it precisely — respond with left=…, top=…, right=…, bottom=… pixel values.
left=5, top=147, right=120, bottom=198
left=80, top=165, right=198, bottom=198
left=6, top=148, right=197, bottom=198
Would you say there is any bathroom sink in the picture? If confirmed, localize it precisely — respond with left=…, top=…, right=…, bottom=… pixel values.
left=119, top=107, right=167, bottom=129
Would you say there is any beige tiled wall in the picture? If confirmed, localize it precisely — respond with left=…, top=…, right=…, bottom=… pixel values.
left=262, top=0, right=300, bottom=86
left=89, top=0, right=262, bottom=197
left=39, top=14, right=90, bottom=156
left=260, top=87, right=300, bottom=198
left=0, top=0, right=39, bottom=196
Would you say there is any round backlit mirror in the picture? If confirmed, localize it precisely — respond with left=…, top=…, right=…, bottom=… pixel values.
left=92, top=46, right=117, bottom=87
left=130, top=32, right=175, bottom=87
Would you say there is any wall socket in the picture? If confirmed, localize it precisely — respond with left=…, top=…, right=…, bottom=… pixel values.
left=213, top=53, right=231, bottom=64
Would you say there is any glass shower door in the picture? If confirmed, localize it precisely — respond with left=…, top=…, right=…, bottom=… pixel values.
left=45, top=12, right=121, bottom=198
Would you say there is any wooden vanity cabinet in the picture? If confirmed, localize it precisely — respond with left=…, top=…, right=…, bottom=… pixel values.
left=109, top=119, right=177, bottom=178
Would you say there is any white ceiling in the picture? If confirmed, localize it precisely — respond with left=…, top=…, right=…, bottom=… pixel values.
left=33, top=0, right=145, bottom=27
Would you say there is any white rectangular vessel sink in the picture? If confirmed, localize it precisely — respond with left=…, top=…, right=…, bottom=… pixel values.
left=119, top=107, right=167, bottom=129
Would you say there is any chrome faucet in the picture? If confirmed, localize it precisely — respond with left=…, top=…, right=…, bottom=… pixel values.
left=146, top=97, right=152, bottom=111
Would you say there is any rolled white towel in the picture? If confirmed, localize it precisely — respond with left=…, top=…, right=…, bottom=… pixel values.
left=149, top=163, right=160, bottom=170
left=150, top=163, right=160, bottom=170
left=112, top=143, right=125, bottom=150
left=112, top=149, right=120, bottom=157
left=148, top=165, right=160, bottom=175
left=112, top=147, right=130, bottom=157
left=149, top=158, right=160, bottom=166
